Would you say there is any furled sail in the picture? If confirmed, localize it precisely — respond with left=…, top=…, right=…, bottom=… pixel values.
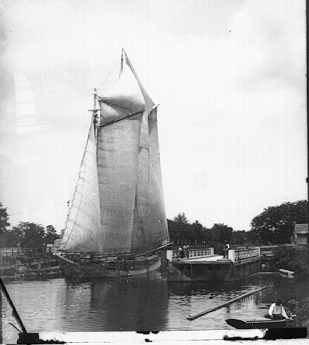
left=60, top=50, right=169, bottom=255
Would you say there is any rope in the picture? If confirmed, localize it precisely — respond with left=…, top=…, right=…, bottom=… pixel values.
left=63, top=120, right=95, bottom=246
left=8, top=202, right=67, bottom=217
left=97, top=60, right=119, bottom=93
left=98, top=109, right=144, bottom=128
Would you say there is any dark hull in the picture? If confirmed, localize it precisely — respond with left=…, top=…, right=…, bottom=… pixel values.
left=167, top=257, right=261, bottom=282
left=226, top=318, right=288, bottom=329
left=58, top=255, right=161, bottom=282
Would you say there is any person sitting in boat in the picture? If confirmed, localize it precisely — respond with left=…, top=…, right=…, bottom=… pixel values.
left=268, top=299, right=289, bottom=319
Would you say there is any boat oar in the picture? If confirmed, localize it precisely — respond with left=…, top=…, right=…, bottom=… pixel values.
left=0, top=277, right=28, bottom=335
left=187, top=285, right=271, bottom=321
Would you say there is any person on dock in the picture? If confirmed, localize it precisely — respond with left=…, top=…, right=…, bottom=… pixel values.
left=224, top=241, right=230, bottom=259
left=178, top=246, right=184, bottom=258
left=268, top=299, right=289, bottom=319
left=183, top=245, right=190, bottom=258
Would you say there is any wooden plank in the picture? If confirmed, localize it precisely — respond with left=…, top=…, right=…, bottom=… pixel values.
left=187, top=285, right=271, bottom=321
left=279, top=269, right=294, bottom=276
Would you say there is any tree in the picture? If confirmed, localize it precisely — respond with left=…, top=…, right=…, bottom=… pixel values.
left=0, top=202, right=10, bottom=235
left=168, top=213, right=202, bottom=246
left=44, top=225, right=60, bottom=244
left=173, top=212, right=189, bottom=224
left=191, top=220, right=204, bottom=244
left=11, top=222, right=46, bottom=248
left=230, top=230, right=247, bottom=245
left=211, top=223, right=233, bottom=244
left=250, top=200, right=308, bottom=245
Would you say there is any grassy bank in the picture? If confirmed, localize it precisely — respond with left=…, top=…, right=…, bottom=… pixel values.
left=272, top=245, right=309, bottom=280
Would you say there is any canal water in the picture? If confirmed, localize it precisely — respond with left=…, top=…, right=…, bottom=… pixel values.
left=1, top=273, right=309, bottom=343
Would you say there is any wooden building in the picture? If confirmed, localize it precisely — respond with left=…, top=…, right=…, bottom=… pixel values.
left=294, top=224, right=308, bottom=246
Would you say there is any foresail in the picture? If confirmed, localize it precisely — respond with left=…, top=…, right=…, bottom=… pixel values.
left=59, top=121, right=101, bottom=252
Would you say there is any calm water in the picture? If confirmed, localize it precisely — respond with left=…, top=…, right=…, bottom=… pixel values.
left=1, top=273, right=309, bottom=342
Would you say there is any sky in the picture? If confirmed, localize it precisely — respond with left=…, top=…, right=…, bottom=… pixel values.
left=0, top=0, right=307, bottom=233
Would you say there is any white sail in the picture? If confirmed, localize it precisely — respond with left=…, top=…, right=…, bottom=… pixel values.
left=60, top=50, right=169, bottom=255
left=60, top=122, right=101, bottom=252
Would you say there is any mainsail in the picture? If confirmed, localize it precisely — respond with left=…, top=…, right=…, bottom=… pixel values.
left=60, top=50, right=169, bottom=255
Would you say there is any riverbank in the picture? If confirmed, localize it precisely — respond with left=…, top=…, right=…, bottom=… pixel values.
left=271, top=245, right=309, bottom=280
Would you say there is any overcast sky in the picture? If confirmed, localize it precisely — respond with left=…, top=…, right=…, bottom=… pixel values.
left=0, top=0, right=307, bottom=232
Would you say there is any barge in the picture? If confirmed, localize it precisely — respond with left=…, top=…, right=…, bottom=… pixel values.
left=166, top=247, right=261, bottom=282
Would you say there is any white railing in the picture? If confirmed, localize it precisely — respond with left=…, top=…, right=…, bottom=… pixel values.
left=170, top=248, right=214, bottom=260
left=228, top=247, right=260, bottom=263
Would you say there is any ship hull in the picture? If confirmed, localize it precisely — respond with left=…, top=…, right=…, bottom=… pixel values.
left=57, top=255, right=161, bottom=282
left=167, top=257, right=261, bottom=282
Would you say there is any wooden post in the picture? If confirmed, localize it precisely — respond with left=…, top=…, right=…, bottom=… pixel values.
left=0, top=278, right=28, bottom=334
left=0, top=291, right=2, bottom=344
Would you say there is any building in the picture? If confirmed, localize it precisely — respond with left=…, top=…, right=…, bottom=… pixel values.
left=0, top=247, right=18, bottom=272
left=294, top=224, right=309, bottom=246
left=52, top=238, right=62, bottom=253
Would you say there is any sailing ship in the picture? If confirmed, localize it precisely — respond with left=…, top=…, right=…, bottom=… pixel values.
left=57, top=49, right=170, bottom=281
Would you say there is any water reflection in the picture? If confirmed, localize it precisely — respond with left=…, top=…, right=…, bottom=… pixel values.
left=88, top=273, right=169, bottom=331
left=167, top=280, right=242, bottom=296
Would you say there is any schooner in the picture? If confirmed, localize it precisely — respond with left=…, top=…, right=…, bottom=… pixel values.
left=57, top=49, right=170, bottom=281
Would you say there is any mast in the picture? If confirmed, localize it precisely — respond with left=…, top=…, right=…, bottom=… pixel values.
left=92, top=88, right=99, bottom=137
left=120, top=48, right=125, bottom=76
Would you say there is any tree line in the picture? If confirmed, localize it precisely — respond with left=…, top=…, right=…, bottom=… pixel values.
left=169, top=200, right=308, bottom=247
left=0, top=199, right=307, bottom=249
left=0, top=204, right=60, bottom=249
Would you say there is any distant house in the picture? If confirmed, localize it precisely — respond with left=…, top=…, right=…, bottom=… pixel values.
left=294, top=224, right=309, bottom=246
left=0, top=247, right=18, bottom=268
left=0, top=247, right=19, bottom=256
left=45, top=243, right=54, bottom=253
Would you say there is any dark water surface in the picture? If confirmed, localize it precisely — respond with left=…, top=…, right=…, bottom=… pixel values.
left=1, top=273, right=309, bottom=342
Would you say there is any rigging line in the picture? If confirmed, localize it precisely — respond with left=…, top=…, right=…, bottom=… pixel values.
left=98, top=110, right=144, bottom=128
left=63, top=126, right=91, bottom=237
left=8, top=202, right=67, bottom=217
left=64, top=172, right=87, bottom=246
left=97, top=59, right=119, bottom=93
left=97, top=102, right=158, bottom=128
left=99, top=98, right=139, bottom=113
left=64, top=136, right=91, bottom=233
left=63, top=121, right=95, bottom=246
left=135, top=242, right=173, bottom=257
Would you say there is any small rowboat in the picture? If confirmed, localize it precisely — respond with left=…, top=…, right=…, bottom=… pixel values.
left=226, top=318, right=289, bottom=329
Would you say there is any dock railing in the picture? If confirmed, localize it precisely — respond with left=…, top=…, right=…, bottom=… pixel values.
left=168, top=247, right=214, bottom=260
left=228, top=247, right=260, bottom=263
